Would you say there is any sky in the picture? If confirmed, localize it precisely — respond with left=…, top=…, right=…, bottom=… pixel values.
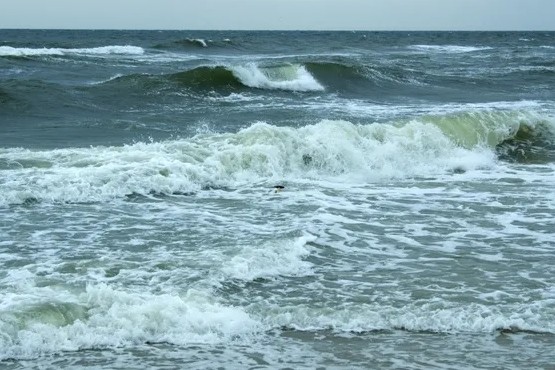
left=1, top=0, right=554, bottom=31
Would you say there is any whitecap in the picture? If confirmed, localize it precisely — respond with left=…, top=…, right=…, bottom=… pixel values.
left=0, top=45, right=145, bottom=57
left=409, top=45, right=493, bottom=53
left=230, top=63, right=325, bottom=92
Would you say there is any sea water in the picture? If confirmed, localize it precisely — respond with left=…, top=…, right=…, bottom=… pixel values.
left=1, top=30, right=554, bottom=369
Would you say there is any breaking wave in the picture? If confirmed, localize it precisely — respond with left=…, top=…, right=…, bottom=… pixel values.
left=409, top=45, right=493, bottom=53
left=96, top=60, right=426, bottom=95
left=102, top=63, right=325, bottom=92
left=154, top=37, right=236, bottom=50
left=0, top=45, right=145, bottom=57
left=0, top=110, right=552, bottom=205
left=0, top=283, right=552, bottom=361
left=230, top=63, right=324, bottom=91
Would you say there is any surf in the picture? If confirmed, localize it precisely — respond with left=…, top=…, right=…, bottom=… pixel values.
left=94, top=60, right=422, bottom=95
left=1, top=110, right=551, bottom=205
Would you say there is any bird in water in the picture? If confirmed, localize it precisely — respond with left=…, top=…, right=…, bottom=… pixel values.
left=272, top=185, right=285, bottom=193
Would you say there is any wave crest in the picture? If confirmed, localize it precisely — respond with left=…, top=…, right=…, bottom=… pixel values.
left=0, top=45, right=145, bottom=57
left=1, top=285, right=552, bottom=360
left=0, top=111, right=551, bottom=205
left=154, top=38, right=236, bottom=50
left=230, top=63, right=324, bottom=91
left=410, top=45, right=493, bottom=53
left=93, top=60, right=433, bottom=94
left=265, top=302, right=554, bottom=335
left=101, top=63, right=325, bottom=92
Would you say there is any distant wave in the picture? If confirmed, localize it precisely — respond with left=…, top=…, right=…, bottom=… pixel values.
left=102, top=63, right=325, bottom=92
left=306, top=61, right=426, bottom=87
left=410, top=45, right=493, bottom=53
left=1, top=110, right=552, bottom=205
left=503, top=65, right=555, bottom=77
left=230, top=63, right=324, bottom=91
left=186, top=38, right=208, bottom=48
left=97, top=60, right=427, bottom=94
left=0, top=45, right=145, bottom=57
left=154, top=38, right=236, bottom=50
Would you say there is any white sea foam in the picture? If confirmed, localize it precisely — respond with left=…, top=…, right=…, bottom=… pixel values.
left=0, top=284, right=259, bottom=360
left=0, top=45, right=145, bottom=57
left=188, top=38, right=208, bottom=47
left=410, top=45, right=493, bottom=53
left=0, top=68, right=24, bottom=76
left=4, top=109, right=554, bottom=206
left=205, top=92, right=261, bottom=103
left=221, top=234, right=316, bottom=281
left=89, top=73, right=124, bottom=85
left=5, top=113, right=550, bottom=205
left=230, top=63, right=325, bottom=92
left=261, top=302, right=554, bottom=334
left=1, top=280, right=552, bottom=360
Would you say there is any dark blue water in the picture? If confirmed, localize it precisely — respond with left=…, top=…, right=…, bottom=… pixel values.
left=2, top=31, right=554, bottom=148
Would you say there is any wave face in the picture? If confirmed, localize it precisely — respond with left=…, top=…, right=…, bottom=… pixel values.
left=99, top=63, right=326, bottom=93
left=90, top=60, right=425, bottom=96
left=1, top=111, right=551, bottom=205
left=169, top=63, right=327, bottom=92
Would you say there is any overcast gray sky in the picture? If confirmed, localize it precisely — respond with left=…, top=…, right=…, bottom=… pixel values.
left=1, top=0, right=554, bottom=31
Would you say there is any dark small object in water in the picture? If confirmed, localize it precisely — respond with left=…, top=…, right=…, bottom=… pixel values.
left=273, top=185, right=285, bottom=193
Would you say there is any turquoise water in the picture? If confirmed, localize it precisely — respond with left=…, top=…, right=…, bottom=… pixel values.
left=1, top=30, right=554, bottom=369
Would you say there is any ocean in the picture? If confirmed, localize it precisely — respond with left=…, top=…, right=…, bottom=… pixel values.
left=0, top=30, right=554, bottom=369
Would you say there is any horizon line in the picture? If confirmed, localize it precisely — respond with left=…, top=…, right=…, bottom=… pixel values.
left=1, top=28, right=555, bottom=32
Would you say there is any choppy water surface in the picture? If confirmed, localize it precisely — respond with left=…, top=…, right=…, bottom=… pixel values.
left=1, top=30, right=554, bottom=369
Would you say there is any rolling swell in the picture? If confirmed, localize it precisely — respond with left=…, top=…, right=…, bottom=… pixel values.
left=171, top=66, right=242, bottom=88
left=95, top=67, right=242, bottom=93
left=98, top=64, right=323, bottom=92
left=306, top=61, right=423, bottom=88
left=0, top=79, right=71, bottom=113
left=304, top=62, right=365, bottom=92
left=95, top=61, right=423, bottom=95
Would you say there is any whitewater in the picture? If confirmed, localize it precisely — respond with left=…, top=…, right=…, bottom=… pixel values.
left=1, top=30, right=554, bottom=369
